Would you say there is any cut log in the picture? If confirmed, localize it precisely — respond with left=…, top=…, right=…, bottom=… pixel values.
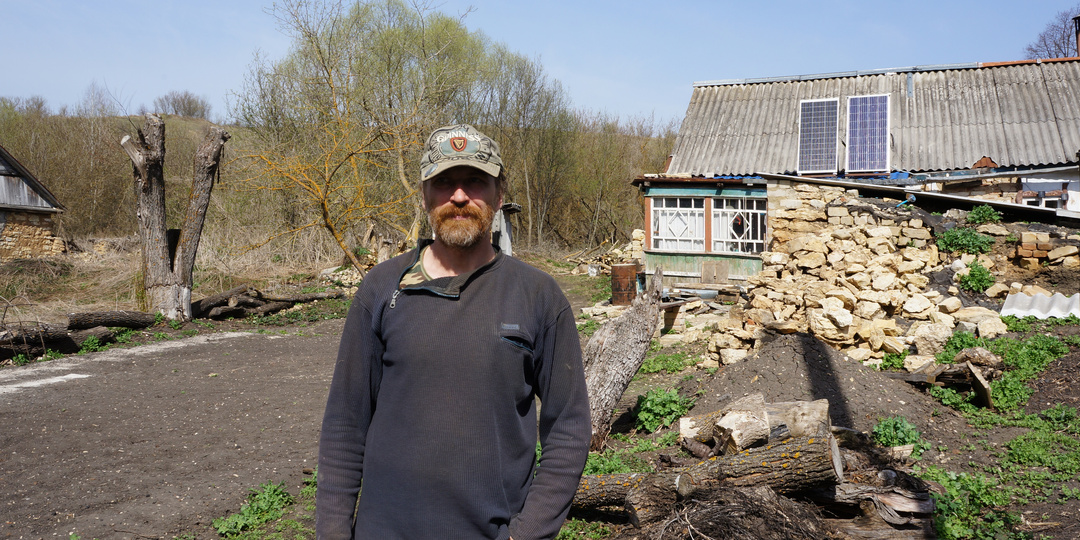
left=250, top=301, right=293, bottom=316
left=206, top=306, right=247, bottom=320
left=67, top=310, right=156, bottom=330
left=191, top=284, right=253, bottom=318
left=765, top=399, right=833, bottom=440
left=258, top=290, right=344, bottom=303
left=584, top=267, right=663, bottom=450
left=227, top=295, right=263, bottom=308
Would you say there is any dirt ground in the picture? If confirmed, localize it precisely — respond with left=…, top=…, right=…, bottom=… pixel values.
left=3, top=264, right=1080, bottom=539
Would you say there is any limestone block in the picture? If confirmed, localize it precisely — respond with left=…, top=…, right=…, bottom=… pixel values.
left=929, top=310, right=956, bottom=328
left=880, top=336, right=908, bottom=355
left=700, top=357, right=720, bottom=370
left=826, top=306, right=853, bottom=328
left=845, top=348, right=874, bottom=362
left=956, top=321, right=977, bottom=334
left=866, top=226, right=893, bottom=238
left=909, top=218, right=923, bottom=228
left=720, top=348, right=749, bottom=365
left=1020, top=231, right=1038, bottom=244
left=939, top=297, right=963, bottom=313
left=808, top=199, right=827, bottom=209
left=761, top=251, right=791, bottom=265
left=976, top=224, right=1009, bottom=236
left=1019, top=258, right=1042, bottom=270
left=1009, top=282, right=1023, bottom=294
left=827, top=206, right=850, bottom=217
left=788, top=236, right=828, bottom=254
left=1021, top=285, right=1053, bottom=296
left=984, top=283, right=1010, bottom=298
left=897, top=260, right=924, bottom=274
left=902, top=228, right=932, bottom=240
left=903, top=273, right=930, bottom=289
left=795, top=251, right=827, bottom=269
left=867, top=237, right=895, bottom=255
left=710, top=332, right=745, bottom=351
left=779, top=199, right=803, bottom=209
left=832, top=228, right=854, bottom=240
left=1062, top=256, right=1080, bottom=269
left=826, top=250, right=846, bottom=266
left=1049, top=245, right=1080, bottom=260
left=912, top=323, right=954, bottom=356
left=632, top=229, right=646, bottom=241
left=871, top=273, right=896, bottom=291
left=854, top=300, right=884, bottom=320
left=952, top=306, right=1001, bottom=324
left=904, top=355, right=936, bottom=373
left=808, top=309, right=854, bottom=342
left=977, top=317, right=1008, bottom=339
left=656, top=333, right=684, bottom=348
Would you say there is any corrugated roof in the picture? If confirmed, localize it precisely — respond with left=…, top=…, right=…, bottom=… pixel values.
left=668, top=59, right=1080, bottom=177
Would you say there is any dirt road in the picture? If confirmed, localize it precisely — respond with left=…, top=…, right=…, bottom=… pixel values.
left=1, top=319, right=345, bottom=539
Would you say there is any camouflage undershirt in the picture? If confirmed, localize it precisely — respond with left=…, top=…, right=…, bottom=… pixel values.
left=399, top=246, right=431, bottom=287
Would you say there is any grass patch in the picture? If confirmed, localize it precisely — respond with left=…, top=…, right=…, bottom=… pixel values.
left=959, top=260, right=994, bottom=293
left=247, top=298, right=351, bottom=326
left=639, top=351, right=692, bottom=374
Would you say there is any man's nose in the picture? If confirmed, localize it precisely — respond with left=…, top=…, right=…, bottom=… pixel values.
left=450, top=186, right=470, bottom=203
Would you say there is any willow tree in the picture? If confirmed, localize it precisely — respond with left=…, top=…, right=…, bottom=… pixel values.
left=232, top=0, right=504, bottom=264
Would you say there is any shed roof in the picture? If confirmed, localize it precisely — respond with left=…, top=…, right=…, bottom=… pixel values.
left=0, top=144, right=63, bottom=213
left=667, top=58, right=1080, bottom=177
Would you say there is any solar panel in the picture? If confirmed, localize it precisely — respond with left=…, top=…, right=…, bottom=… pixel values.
left=798, top=99, right=838, bottom=174
left=847, top=95, right=890, bottom=172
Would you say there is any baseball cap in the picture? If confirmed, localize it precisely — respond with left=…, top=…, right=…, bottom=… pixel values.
left=419, top=124, right=503, bottom=182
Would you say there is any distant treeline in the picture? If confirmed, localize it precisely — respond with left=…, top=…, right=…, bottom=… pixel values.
left=0, top=0, right=676, bottom=267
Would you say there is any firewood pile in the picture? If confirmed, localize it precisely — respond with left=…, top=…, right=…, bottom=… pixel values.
left=0, top=284, right=343, bottom=361
left=566, top=230, right=646, bottom=275
left=572, top=393, right=938, bottom=539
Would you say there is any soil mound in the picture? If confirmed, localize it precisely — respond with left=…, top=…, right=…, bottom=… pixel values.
left=690, top=331, right=970, bottom=447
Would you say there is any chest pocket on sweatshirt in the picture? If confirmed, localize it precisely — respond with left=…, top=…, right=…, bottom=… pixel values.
left=498, top=323, right=534, bottom=354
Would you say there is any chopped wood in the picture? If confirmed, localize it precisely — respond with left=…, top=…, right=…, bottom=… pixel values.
left=191, top=284, right=253, bottom=318
left=206, top=306, right=247, bottom=320
left=250, top=301, right=294, bottom=316
left=67, top=310, right=156, bottom=330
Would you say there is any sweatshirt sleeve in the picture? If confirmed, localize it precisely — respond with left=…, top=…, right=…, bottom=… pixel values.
left=509, top=303, right=591, bottom=540
left=316, top=292, right=382, bottom=539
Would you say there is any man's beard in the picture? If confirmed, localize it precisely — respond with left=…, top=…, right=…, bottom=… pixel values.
left=428, top=203, right=495, bottom=249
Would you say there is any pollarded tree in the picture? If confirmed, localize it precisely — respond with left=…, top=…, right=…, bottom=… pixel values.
left=1024, top=4, right=1080, bottom=59
left=120, top=114, right=230, bottom=320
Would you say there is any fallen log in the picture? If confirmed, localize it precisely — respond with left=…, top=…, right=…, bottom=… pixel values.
left=258, top=290, right=344, bottom=303
left=250, top=301, right=293, bottom=316
left=191, top=283, right=252, bottom=318
left=67, top=310, right=156, bottom=330
left=206, top=306, right=247, bottom=320
left=2, top=325, right=114, bottom=355
left=680, top=396, right=833, bottom=448
left=574, top=434, right=844, bottom=522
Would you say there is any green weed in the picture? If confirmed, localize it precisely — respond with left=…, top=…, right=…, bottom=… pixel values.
left=967, top=204, right=1002, bottom=225
left=212, top=481, right=294, bottom=537
left=168, top=319, right=183, bottom=330
left=78, top=336, right=107, bottom=354
left=583, top=447, right=653, bottom=475
left=556, top=518, right=613, bottom=539
left=959, top=260, right=994, bottom=293
left=917, top=466, right=1023, bottom=540
left=872, top=416, right=923, bottom=447
left=577, top=318, right=601, bottom=337
left=936, top=227, right=994, bottom=254
left=880, top=351, right=908, bottom=371
left=110, top=327, right=136, bottom=344
left=635, top=388, right=695, bottom=433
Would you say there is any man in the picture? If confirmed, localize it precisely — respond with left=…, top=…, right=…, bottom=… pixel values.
left=317, top=124, right=591, bottom=540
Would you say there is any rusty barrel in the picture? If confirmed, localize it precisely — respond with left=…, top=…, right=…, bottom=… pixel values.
left=611, top=263, right=641, bottom=306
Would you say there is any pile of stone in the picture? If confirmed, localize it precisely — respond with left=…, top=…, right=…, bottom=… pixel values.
left=1012, top=231, right=1080, bottom=270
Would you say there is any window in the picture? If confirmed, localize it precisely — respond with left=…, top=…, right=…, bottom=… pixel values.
left=847, top=95, right=890, bottom=172
left=798, top=99, right=838, bottom=174
left=712, top=197, right=767, bottom=254
left=651, top=197, right=705, bottom=251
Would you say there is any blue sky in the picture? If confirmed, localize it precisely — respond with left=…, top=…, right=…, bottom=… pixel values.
left=2, top=0, right=1073, bottom=124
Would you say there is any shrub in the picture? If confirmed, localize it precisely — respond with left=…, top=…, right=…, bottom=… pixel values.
left=880, top=351, right=908, bottom=371
left=967, top=204, right=1002, bottom=225
left=959, top=260, right=995, bottom=293
left=635, top=388, right=695, bottom=432
left=936, top=227, right=994, bottom=254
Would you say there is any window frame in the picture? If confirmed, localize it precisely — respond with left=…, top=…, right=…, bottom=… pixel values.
left=650, top=197, right=706, bottom=252
left=711, top=196, right=768, bottom=254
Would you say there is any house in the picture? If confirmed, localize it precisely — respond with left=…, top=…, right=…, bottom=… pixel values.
left=0, top=144, right=64, bottom=262
left=635, top=56, right=1080, bottom=283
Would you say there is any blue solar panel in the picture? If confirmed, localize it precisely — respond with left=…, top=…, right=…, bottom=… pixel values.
left=847, top=95, right=889, bottom=172
left=798, top=99, right=838, bottom=174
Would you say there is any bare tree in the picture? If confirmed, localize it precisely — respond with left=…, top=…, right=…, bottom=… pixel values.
left=153, top=90, right=212, bottom=119
left=1024, top=4, right=1080, bottom=59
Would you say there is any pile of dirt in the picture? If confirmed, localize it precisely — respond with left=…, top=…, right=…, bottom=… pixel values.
left=689, top=331, right=973, bottom=456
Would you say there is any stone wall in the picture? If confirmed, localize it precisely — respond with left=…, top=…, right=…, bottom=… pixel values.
left=0, top=211, right=64, bottom=262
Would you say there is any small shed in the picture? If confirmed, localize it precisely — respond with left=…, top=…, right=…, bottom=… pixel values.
left=0, top=144, right=65, bottom=262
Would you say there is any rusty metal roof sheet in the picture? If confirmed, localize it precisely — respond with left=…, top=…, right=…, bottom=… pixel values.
left=668, top=60, right=1080, bottom=177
